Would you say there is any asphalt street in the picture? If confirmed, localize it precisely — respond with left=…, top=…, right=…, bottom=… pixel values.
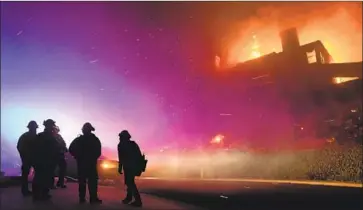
left=1, top=177, right=362, bottom=210
left=0, top=182, right=201, bottom=210
left=136, top=178, right=363, bottom=210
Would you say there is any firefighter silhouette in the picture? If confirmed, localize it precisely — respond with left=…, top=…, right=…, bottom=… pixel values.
left=32, top=119, right=59, bottom=201
left=69, top=122, right=102, bottom=204
left=50, top=126, right=68, bottom=188
left=17, top=120, right=38, bottom=196
left=118, top=130, right=145, bottom=207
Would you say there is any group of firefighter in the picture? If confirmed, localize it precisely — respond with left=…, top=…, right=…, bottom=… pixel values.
left=17, top=119, right=144, bottom=207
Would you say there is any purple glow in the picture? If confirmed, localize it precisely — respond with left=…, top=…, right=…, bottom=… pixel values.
left=1, top=2, right=210, bottom=172
left=2, top=2, right=361, bottom=175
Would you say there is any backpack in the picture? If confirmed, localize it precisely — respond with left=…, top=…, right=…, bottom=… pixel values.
left=140, top=153, right=148, bottom=172
left=135, top=153, right=148, bottom=176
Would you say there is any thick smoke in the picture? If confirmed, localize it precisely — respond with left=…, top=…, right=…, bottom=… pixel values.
left=144, top=144, right=362, bottom=183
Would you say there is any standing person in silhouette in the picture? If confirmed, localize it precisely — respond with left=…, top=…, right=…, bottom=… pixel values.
left=32, top=119, right=59, bottom=201
left=69, top=123, right=102, bottom=204
left=52, top=126, right=68, bottom=188
left=17, top=120, right=38, bottom=196
left=118, top=130, right=143, bottom=207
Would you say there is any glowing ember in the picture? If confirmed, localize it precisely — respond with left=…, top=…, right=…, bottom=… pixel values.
left=100, top=161, right=117, bottom=169
left=211, top=134, right=225, bottom=144
left=101, top=163, right=111, bottom=169
left=326, top=137, right=335, bottom=143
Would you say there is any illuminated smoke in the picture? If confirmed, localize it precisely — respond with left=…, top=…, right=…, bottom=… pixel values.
left=143, top=144, right=362, bottom=181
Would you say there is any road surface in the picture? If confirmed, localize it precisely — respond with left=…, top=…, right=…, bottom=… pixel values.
left=0, top=182, right=201, bottom=210
left=137, top=178, right=363, bottom=210
left=1, top=178, right=362, bottom=210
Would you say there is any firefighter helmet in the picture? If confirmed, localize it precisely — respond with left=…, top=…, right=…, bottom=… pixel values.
left=27, top=120, right=38, bottom=129
left=119, top=130, right=131, bottom=139
left=82, top=122, right=95, bottom=132
left=43, top=119, right=56, bottom=127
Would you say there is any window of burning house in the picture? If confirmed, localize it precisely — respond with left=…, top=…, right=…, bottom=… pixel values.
left=306, top=50, right=317, bottom=64
left=332, top=77, right=359, bottom=84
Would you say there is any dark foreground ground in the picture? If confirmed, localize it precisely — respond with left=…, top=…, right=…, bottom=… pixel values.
left=137, top=179, right=363, bottom=210
left=0, top=180, right=200, bottom=210
left=1, top=177, right=362, bottom=210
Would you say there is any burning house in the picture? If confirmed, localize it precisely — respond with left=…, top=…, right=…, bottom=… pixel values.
left=202, top=27, right=362, bottom=147
left=224, top=27, right=361, bottom=84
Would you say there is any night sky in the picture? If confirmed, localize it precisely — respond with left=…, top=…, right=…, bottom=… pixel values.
left=1, top=2, right=361, bottom=167
left=0, top=2, right=224, bottom=156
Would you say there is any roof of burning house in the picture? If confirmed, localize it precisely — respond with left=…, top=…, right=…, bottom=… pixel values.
left=300, top=40, right=330, bottom=54
left=231, top=39, right=331, bottom=69
left=221, top=37, right=362, bottom=83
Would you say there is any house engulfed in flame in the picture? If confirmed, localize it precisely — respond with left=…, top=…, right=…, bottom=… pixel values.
left=204, top=27, right=362, bottom=143
left=218, top=27, right=362, bottom=87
